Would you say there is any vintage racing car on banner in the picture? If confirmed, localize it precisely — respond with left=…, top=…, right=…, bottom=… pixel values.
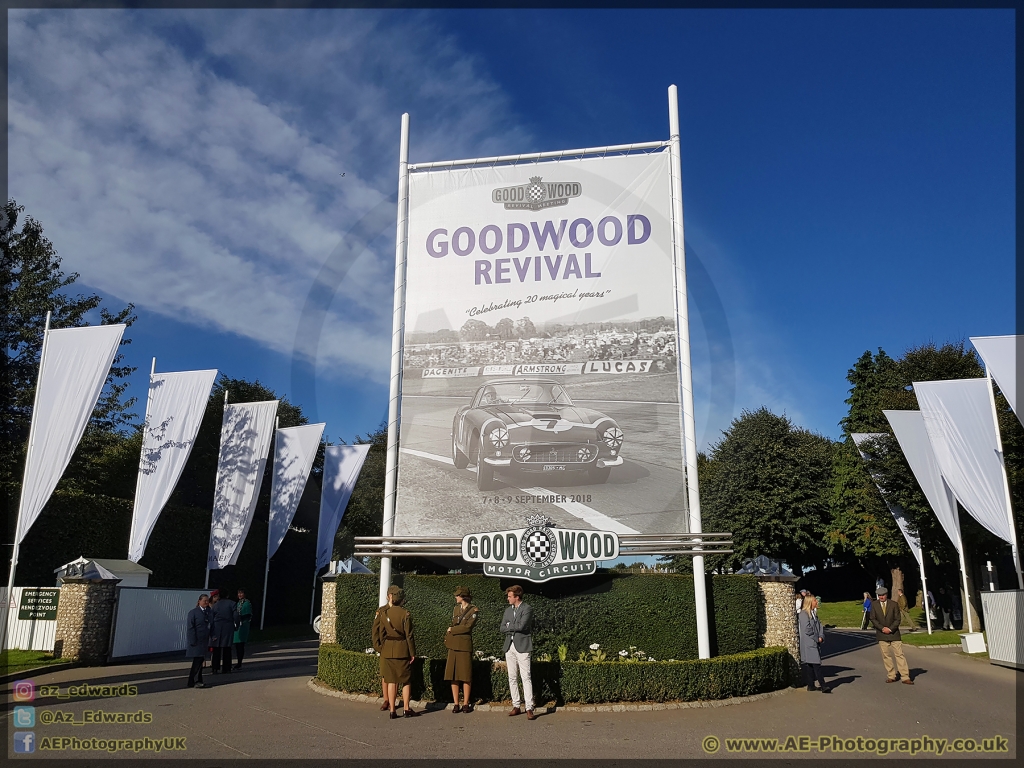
left=451, top=378, right=624, bottom=490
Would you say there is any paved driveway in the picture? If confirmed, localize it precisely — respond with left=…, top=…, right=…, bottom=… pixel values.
left=2, top=631, right=1017, bottom=760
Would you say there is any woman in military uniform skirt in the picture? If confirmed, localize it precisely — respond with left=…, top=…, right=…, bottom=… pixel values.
left=379, top=585, right=418, bottom=718
left=444, top=586, right=478, bottom=713
left=370, top=603, right=389, bottom=711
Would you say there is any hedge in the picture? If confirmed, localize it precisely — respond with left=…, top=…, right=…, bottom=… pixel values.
left=333, top=572, right=760, bottom=663
left=316, top=645, right=789, bottom=704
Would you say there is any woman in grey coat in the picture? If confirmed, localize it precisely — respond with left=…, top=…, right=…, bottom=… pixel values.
left=186, top=594, right=211, bottom=688
left=209, top=591, right=240, bottom=674
left=799, top=596, right=831, bottom=693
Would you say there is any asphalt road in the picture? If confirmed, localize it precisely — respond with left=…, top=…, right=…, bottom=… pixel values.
left=3, top=631, right=1017, bottom=760
left=395, top=394, right=689, bottom=537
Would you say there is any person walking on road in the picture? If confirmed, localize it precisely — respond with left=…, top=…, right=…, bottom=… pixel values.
left=502, top=585, right=536, bottom=720
left=937, top=586, right=953, bottom=630
left=799, top=596, right=831, bottom=693
left=186, top=594, right=211, bottom=688
left=233, top=588, right=253, bottom=669
left=870, top=586, right=913, bottom=685
left=445, top=586, right=479, bottom=713
left=896, top=588, right=915, bottom=630
left=860, top=592, right=872, bottom=630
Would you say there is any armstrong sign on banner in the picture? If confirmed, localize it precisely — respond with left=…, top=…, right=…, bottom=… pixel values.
left=463, top=517, right=620, bottom=583
left=396, top=151, right=688, bottom=539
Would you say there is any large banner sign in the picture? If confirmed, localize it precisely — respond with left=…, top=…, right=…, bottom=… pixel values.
left=396, top=152, right=688, bottom=538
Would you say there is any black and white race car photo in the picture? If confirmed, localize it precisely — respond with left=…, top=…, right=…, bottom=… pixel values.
left=451, top=378, right=624, bottom=490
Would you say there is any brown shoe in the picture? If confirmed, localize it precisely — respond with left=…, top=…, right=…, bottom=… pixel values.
left=509, top=707, right=521, bottom=717
left=902, top=679, right=914, bottom=685
left=403, top=709, right=420, bottom=718
left=380, top=701, right=389, bottom=711
left=452, top=705, right=462, bottom=714
left=885, top=678, right=897, bottom=683
left=462, top=704, right=474, bottom=713
left=526, top=710, right=536, bottom=720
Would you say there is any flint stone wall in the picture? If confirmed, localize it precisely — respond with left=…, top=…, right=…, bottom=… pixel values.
left=53, top=580, right=119, bottom=664
left=320, top=577, right=337, bottom=645
left=756, top=576, right=800, bottom=683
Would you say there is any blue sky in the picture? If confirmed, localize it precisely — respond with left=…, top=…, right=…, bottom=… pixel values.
left=9, top=8, right=1015, bottom=450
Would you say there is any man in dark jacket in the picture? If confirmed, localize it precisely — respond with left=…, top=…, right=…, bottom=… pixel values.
left=186, top=594, right=211, bottom=688
left=209, top=591, right=240, bottom=674
left=869, top=586, right=912, bottom=685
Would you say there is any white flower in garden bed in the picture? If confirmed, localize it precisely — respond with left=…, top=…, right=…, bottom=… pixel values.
left=590, top=643, right=601, bottom=650
left=364, top=648, right=375, bottom=654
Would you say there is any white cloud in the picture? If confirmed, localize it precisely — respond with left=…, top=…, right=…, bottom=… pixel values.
left=9, top=9, right=532, bottom=383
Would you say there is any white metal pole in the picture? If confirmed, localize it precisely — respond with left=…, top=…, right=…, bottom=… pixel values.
left=205, top=389, right=229, bottom=590
left=985, top=368, right=1024, bottom=589
left=917, top=556, right=933, bottom=634
left=261, top=416, right=280, bottom=630
left=127, top=357, right=157, bottom=561
left=2, top=311, right=51, bottom=653
left=667, top=84, right=710, bottom=660
left=379, top=112, right=411, bottom=609
left=955, top=525, right=975, bottom=633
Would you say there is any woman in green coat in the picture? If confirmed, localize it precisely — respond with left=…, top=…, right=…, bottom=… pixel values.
left=233, top=588, right=253, bottom=669
left=444, top=586, right=478, bottom=713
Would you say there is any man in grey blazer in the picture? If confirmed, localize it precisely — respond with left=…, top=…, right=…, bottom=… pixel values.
left=501, top=585, right=536, bottom=720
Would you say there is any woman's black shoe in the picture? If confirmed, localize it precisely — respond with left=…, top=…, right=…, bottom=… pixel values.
left=462, top=704, right=474, bottom=713
left=404, top=709, right=420, bottom=717
left=389, top=711, right=398, bottom=720
left=452, top=705, right=462, bottom=714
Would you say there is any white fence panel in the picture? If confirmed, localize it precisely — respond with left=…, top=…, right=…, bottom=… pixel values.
left=980, top=590, right=1024, bottom=670
left=1, top=587, right=59, bottom=652
left=110, top=588, right=206, bottom=659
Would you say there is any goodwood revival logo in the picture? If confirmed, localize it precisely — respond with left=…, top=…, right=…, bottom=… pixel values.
left=461, top=514, right=619, bottom=583
left=492, top=176, right=582, bottom=211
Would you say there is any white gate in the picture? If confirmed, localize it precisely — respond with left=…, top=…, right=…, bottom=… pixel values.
left=1, top=587, right=59, bottom=652
left=980, top=590, right=1024, bottom=670
left=109, top=587, right=206, bottom=659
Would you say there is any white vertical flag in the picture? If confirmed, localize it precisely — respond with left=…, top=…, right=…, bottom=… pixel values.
left=15, top=324, right=125, bottom=545
left=850, top=432, right=925, bottom=566
left=207, top=400, right=278, bottom=570
left=267, top=423, right=326, bottom=560
left=913, top=379, right=1014, bottom=544
left=128, top=369, right=217, bottom=562
left=316, top=444, right=371, bottom=570
left=971, top=335, right=1022, bottom=425
left=882, top=411, right=963, bottom=552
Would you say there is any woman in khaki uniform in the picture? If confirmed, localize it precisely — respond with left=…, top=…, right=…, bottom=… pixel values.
left=444, top=586, right=478, bottom=713
left=370, top=604, right=389, bottom=711
left=380, top=585, right=418, bottom=718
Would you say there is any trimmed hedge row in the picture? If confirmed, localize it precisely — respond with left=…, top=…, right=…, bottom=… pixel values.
left=316, top=645, right=790, bottom=704
left=333, top=572, right=760, bottom=663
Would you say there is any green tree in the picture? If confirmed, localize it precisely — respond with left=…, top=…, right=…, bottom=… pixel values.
left=692, top=407, right=834, bottom=574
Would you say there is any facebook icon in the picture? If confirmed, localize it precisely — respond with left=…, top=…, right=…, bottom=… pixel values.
left=13, top=732, right=35, bottom=753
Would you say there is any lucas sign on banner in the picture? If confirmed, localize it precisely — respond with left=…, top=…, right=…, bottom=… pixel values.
left=396, top=151, right=688, bottom=538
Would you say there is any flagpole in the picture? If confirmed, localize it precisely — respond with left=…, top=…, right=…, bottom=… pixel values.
left=261, top=417, right=280, bottom=630
left=2, top=311, right=51, bottom=653
left=379, top=111, right=411, bottom=608
left=985, top=368, right=1024, bottom=589
left=310, top=567, right=319, bottom=625
left=205, top=388, right=229, bottom=590
left=917, top=556, right=933, bottom=634
left=668, top=85, right=710, bottom=659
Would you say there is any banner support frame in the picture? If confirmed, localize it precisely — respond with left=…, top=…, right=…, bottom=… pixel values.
left=985, top=367, right=1024, bottom=589
left=667, top=84, right=710, bottom=659
left=2, top=311, right=50, bottom=652
left=379, top=112, right=411, bottom=608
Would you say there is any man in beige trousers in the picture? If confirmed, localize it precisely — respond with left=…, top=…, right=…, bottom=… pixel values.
left=869, top=586, right=913, bottom=685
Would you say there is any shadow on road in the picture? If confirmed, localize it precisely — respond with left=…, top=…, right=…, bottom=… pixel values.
left=0, top=640, right=319, bottom=713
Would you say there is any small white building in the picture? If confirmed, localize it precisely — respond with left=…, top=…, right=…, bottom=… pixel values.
left=55, top=557, right=153, bottom=588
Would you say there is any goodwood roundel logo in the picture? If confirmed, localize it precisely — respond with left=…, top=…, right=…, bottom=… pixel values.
left=492, top=176, right=582, bottom=211
left=520, top=525, right=558, bottom=568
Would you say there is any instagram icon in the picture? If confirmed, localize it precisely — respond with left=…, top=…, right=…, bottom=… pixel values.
left=13, top=680, right=35, bottom=702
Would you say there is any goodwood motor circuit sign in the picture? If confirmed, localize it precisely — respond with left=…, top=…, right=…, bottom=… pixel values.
left=462, top=516, right=619, bottom=583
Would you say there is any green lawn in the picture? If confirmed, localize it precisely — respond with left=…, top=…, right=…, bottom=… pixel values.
left=901, top=629, right=973, bottom=646
left=1, top=650, right=70, bottom=675
left=816, top=600, right=927, bottom=629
